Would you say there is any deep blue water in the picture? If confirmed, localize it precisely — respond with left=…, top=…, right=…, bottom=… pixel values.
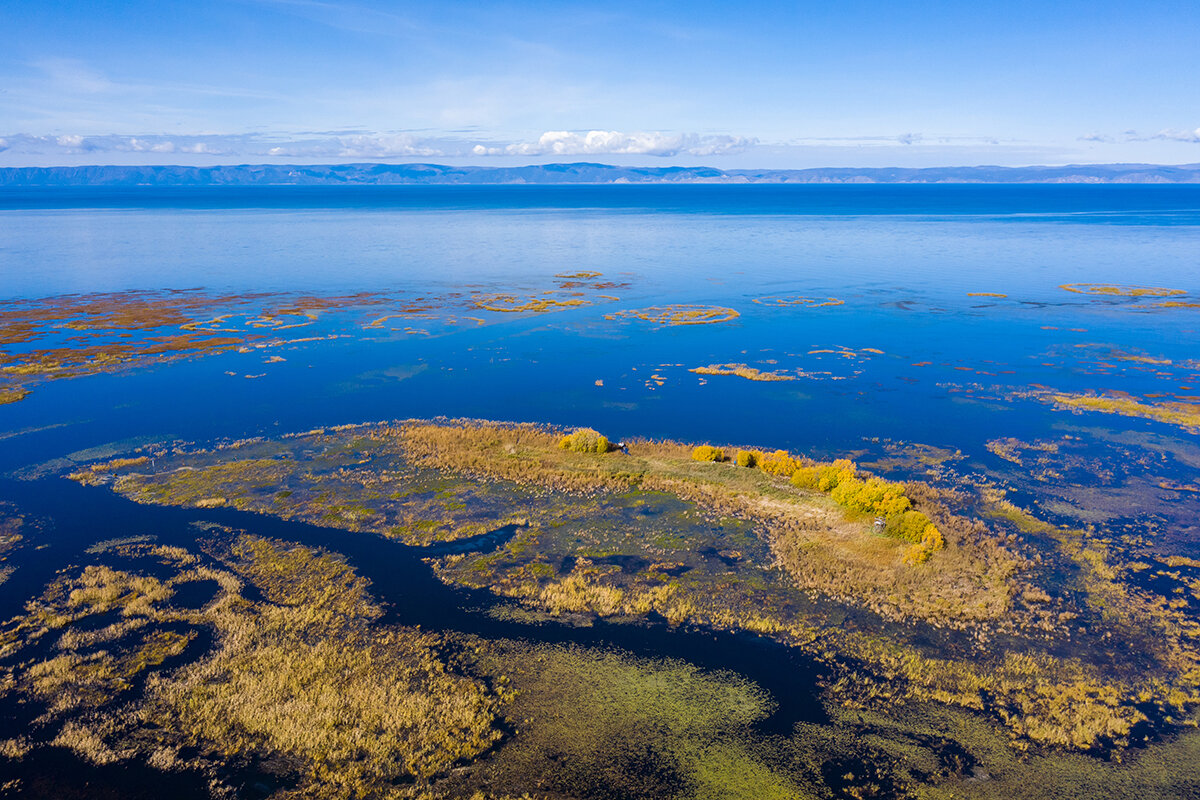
left=1, top=184, right=1198, bottom=541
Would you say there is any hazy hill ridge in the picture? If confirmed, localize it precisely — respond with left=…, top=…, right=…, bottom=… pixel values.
left=2, top=162, right=1199, bottom=186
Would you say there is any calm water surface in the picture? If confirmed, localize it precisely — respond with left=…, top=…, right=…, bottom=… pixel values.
left=2, top=185, right=1197, bottom=479
left=1, top=183, right=1199, bottom=794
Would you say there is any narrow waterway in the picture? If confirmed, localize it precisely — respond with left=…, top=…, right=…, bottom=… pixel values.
left=0, top=475, right=828, bottom=795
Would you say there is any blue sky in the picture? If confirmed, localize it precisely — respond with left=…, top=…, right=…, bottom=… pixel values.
left=1, top=0, right=1197, bottom=167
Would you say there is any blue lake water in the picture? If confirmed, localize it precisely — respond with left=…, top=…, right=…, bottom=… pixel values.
left=1, top=183, right=1199, bottom=538
left=3, top=184, right=1200, bottom=796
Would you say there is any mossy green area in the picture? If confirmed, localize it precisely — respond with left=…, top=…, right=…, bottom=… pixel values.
left=71, top=426, right=549, bottom=546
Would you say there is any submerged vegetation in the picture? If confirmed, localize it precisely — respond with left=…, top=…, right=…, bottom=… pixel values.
left=1050, top=391, right=1200, bottom=432
left=0, top=277, right=630, bottom=407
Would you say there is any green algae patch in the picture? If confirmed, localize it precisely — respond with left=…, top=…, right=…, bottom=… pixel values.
left=464, top=640, right=812, bottom=800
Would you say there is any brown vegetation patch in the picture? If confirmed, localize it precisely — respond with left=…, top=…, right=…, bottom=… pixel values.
left=689, top=363, right=795, bottom=382
left=752, top=295, right=844, bottom=307
left=0, top=535, right=502, bottom=797
left=0, top=386, right=28, bottom=405
left=1050, top=391, right=1200, bottom=432
left=605, top=304, right=740, bottom=326
left=1060, top=283, right=1186, bottom=298
left=472, top=293, right=589, bottom=313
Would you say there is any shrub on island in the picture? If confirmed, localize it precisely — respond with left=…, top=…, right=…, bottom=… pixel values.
left=789, top=459, right=943, bottom=561
left=791, top=458, right=857, bottom=492
left=891, top=511, right=945, bottom=564
left=734, top=449, right=758, bottom=468
left=830, top=475, right=912, bottom=518
left=558, top=428, right=614, bottom=454
left=691, top=445, right=725, bottom=462
left=885, top=510, right=936, bottom=543
left=758, top=449, right=801, bottom=477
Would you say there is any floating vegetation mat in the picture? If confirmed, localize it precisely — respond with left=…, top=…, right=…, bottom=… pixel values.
left=472, top=293, right=590, bottom=313
left=0, top=278, right=628, bottom=406
left=1049, top=391, right=1200, bottom=432
left=752, top=295, right=844, bottom=308
left=1060, top=283, right=1187, bottom=298
left=605, top=304, right=741, bottom=326
left=688, top=363, right=796, bottom=382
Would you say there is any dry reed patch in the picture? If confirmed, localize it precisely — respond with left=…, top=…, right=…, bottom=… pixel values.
left=0, top=386, right=28, bottom=404
left=0, top=536, right=503, bottom=797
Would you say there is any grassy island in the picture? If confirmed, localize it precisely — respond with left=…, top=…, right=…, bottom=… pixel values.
left=48, top=417, right=1200, bottom=766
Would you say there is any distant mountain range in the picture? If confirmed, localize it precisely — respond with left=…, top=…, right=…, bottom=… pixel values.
left=2, top=161, right=1200, bottom=186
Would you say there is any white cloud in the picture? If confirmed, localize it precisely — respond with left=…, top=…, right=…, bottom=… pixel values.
left=1084, top=128, right=1200, bottom=144
left=263, top=133, right=446, bottom=158
left=0, top=129, right=760, bottom=162
left=1149, top=127, right=1200, bottom=143
left=498, top=130, right=755, bottom=157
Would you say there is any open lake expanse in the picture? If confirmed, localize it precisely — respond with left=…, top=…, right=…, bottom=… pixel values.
left=2, top=184, right=1200, bottom=799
